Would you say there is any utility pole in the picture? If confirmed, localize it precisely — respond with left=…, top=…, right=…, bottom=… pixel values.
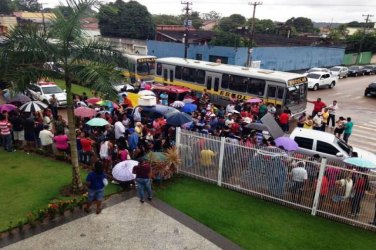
left=181, top=1, right=192, bottom=59
left=247, top=2, right=262, bottom=67
left=357, top=14, right=373, bottom=64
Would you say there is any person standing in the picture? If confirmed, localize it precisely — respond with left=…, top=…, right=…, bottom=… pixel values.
left=132, top=159, right=152, bottom=203
left=312, top=112, right=322, bottom=131
left=290, top=162, right=308, bottom=204
left=39, top=125, right=54, bottom=155
left=321, top=108, right=330, bottom=131
left=160, top=92, right=169, bottom=106
left=0, top=113, right=13, bottom=152
left=49, top=94, right=59, bottom=120
left=84, top=161, right=107, bottom=214
left=308, top=98, right=326, bottom=117
left=278, top=110, right=290, bottom=132
left=343, top=117, right=353, bottom=143
left=327, top=100, right=338, bottom=129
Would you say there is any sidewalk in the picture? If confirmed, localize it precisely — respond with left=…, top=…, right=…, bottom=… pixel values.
left=2, top=195, right=240, bottom=250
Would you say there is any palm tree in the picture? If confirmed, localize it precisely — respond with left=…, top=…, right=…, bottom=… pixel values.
left=0, top=0, right=126, bottom=193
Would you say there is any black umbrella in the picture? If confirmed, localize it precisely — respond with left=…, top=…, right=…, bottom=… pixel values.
left=166, top=112, right=193, bottom=126
left=20, top=101, right=48, bottom=113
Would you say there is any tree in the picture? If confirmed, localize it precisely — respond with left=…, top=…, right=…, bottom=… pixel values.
left=253, top=19, right=276, bottom=34
left=98, top=0, right=155, bottom=39
left=152, top=14, right=181, bottom=25
left=209, top=30, right=248, bottom=47
left=0, top=0, right=126, bottom=193
left=201, top=11, right=221, bottom=21
left=14, top=0, right=41, bottom=12
left=285, top=17, right=315, bottom=33
left=217, top=14, right=246, bottom=33
left=0, top=0, right=13, bottom=15
left=181, top=11, right=203, bottom=30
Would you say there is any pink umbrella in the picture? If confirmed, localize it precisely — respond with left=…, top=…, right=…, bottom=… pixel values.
left=246, top=98, right=263, bottom=104
left=74, top=107, right=97, bottom=118
left=86, top=97, right=102, bottom=105
left=0, top=104, right=17, bottom=112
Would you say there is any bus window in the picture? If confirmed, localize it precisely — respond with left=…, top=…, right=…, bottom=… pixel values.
left=277, top=87, right=284, bottom=99
left=206, top=76, right=212, bottom=90
left=214, top=77, right=220, bottom=92
left=157, top=63, right=162, bottom=76
left=196, top=70, right=205, bottom=84
left=175, top=66, right=182, bottom=79
left=247, top=79, right=266, bottom=96
left=182, top=67, right=196, bottom=82
left=163, top=69, right=168, bottom=81
left=230, top=76, right=247, bottom=92
left=221, top=74, right=230, bottom=89
left=267, top=86, right=277, bottom=98
left=169, top=70, right=174, bottom=82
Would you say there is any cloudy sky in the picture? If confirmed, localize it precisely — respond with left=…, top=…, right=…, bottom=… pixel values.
left=45, top=0, right=374, bottom=23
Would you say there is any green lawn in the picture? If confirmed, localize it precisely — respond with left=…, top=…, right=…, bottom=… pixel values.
left=0, top=150, right=121, bottom=231
left=53, top=79, right=94, bottom=97
left=155, top=177, right=376, bottom=250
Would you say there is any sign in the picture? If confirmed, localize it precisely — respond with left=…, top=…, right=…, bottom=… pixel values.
left=137, top=58, right=156, bottom=63
left=219, top=90, right=248, bottom=100
left=288, top=77, right=307, bottom=86
left=184, top=19, right=192, bottom=26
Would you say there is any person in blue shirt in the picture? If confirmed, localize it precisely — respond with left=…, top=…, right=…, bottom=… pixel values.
left=128, top=128, right=139, bottom=158
left=84, top=161, right=107, bottom=214
left=343, top=117, right=353, bottom=143
left=160, top=92, right=169, bottom=106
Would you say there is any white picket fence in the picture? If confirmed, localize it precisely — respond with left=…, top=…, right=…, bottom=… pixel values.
left=175, top=128, right=376, bottom=231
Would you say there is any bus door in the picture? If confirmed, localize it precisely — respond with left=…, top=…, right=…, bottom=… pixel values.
left=266, top=84, right=285, bottom=108
left=162, top=65, right=175, bottom=83
left=205, top=72, right=221, bottom=103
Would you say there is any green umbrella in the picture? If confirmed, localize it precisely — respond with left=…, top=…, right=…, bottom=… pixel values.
left=86, top=118, right=109, bottom=126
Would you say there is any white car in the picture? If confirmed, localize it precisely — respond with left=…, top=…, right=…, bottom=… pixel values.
left=330, top=66, right=348, bottom=79
left=305, top=67, right=330, bottom=75
left=306, top=72, right=338, bottom=91
left=27, top=82, right=67, bottom=107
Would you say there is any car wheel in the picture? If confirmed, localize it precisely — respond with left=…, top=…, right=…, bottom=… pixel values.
left=313, top=84, right=319, bottom=91
left=365, top=92, right=368, bottom=97
left=329, top=82, right=334, bottom=88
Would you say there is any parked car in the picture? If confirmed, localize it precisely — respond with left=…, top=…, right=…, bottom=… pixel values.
left=329, top=66, right=348, bottom=78
left=364, top=65, right=376, bottom=75
left=289, top=128, right=376, bottom=164
left=365, top=81, right=376, bottom=97
left=27, top=82, right=67, bottom=106
left=306, top=72, right=337, bottom=91
left=304, top=67, right=330, bottom=75
left=347, top=66, right=366, bottom=77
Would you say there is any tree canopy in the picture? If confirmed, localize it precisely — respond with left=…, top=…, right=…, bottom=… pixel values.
left=0, top=0, right=13, bottom=14
left=13, top=0, right=41, bottom=12
left=98, top=0, right=155, bottom=39
left=285, top=17, right=315, bottom=33
left=153, top=14, right=181, bottom=26
left=217, top=14, right=247, bottom=33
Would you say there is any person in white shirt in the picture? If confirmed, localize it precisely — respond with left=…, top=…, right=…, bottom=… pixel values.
left=290, top=162, right=308, bottom=204
left=327, top=100, right=338, bottom=128
left=39, top=125, right=54, bottom=155
left=114, top=120, right=125, bottom=140
left=312, top=113, right=323, bottom=130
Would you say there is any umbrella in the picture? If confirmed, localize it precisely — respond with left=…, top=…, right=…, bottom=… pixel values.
left=0, top=104, right=17, bottom=112
left=86, top=97, right=101, bottom=105
left=74, top=107, right=97, bottom=118
left=274, top=136, right=299, bottom=151
left=151, top=105, right=179, bottom=116
left=181, top=103, right=197, bottom=113
left=96, top=100, right=119, bottom=109
left=138, top=90, right=156, bottom=96
left=86, top=118, right=109, bottom=126
left=19, top=101, right=48, bottom=113
left=247, top=98, right=263, bottom=104
left=171, top=101, right=185, bottom=108
left=166, top=112, right=193, bottom=126
left=183, top=98, right=195, bottom=103
left=112, top=160, right=139, bottom=182
left=343, top=157, right=376, bottom=169
left=9, top=94, right=31, bottom=104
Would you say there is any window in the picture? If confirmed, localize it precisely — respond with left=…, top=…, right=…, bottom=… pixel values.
left=209, top=55, right=228, bottom=64
left=267, top=86, right=277, bottom=98
left=169, top=70, right=174, bottom=82
left=156, top=63, right=162, bottom=76
left=163, top=69, right=168, bottom=81
left=317, top=141, right=339, bottom=155
left=294, top=136, right=313, bottom=149
left=221, top=74, right=230, bottom=89
left=196, top=54, right=202, bottom=60
left=182, top=67, right=196, bottom=82
left=247, top=78, right=266, bottom=96
left=196, top=70, right=205, bottom=84
left=206, top=76, right=212, bottom=90
left=214, top=78, right=219, bottom=91
left=175, top=66, right=182, bottom=79
left=229, top=76, right=247, bottom=92
left=277, top=87, right=284, bottom=99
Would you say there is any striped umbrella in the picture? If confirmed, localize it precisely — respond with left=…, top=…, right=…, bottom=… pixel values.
left=19, top=101, right=48, bottom=113
left=74, top=107, right=97, bottom=118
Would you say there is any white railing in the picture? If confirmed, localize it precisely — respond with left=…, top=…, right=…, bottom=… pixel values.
left=175, top=128, right=376, bottom=231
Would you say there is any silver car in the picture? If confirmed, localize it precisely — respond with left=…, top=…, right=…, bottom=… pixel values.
left=330, top=66, right=348, bottom=79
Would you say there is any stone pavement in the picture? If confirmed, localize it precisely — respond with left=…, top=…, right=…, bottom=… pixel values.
left=2, top=195, right=241, bottom=250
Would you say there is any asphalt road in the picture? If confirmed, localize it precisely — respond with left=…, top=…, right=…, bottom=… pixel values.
left=307, top=74, right=376, bottom=153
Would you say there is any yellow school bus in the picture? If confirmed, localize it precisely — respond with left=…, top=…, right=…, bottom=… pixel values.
left=154, top=57, right=308, bottom=117
left=122, top=54, right=156, bottom=84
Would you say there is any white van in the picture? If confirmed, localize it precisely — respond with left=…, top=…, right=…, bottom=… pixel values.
left=289, top=128, right=376, bottom=164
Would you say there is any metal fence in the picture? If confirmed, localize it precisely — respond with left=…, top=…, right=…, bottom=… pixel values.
left=175, top=128, right=376, bottom=231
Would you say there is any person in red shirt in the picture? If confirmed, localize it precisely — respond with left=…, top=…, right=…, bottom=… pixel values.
left=308, top=98, right=326, bottom=117
left=80, top=132, right=94, bottom=166
left=278, top=110, right=290, bottom=132
left=0, top=113, right=13, bottom=152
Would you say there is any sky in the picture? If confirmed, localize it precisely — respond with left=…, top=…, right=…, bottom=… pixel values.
left=44, top=0, right=375, bottom=23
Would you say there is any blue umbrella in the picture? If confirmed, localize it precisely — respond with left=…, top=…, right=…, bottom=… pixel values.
left=166, top=112, right=193, bottom=126
left=343, top=157, right=376, bottom=169
left=181, top=103, right=197, bottom=113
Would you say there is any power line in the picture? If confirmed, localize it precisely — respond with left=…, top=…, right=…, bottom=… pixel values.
left=181, top=1, right=192, bottom=59
left=247, top=1, right=262, bottom=67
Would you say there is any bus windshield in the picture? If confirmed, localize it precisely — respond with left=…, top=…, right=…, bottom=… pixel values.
left=137, top=62, right=155, bottom=76
left=285, top=84, right=306, bottom=105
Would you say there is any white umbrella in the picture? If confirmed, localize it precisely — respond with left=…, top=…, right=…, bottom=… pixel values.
left=138, top=90, right=156, bottom=96
left=170, top=101, right=185, bottom=108
left=112, top=160, right=139, bottom=182
left=19, top=101, right=48, bottom=113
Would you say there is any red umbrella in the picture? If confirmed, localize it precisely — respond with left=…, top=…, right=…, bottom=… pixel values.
left=86, top=97, right=101, bottom=105
left=74, top=107, right=97, bottom=118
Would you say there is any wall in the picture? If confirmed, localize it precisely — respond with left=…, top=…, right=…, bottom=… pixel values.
left=99, top=37, right=147, bottom=55
left=342, top=52, right=372, bottom=65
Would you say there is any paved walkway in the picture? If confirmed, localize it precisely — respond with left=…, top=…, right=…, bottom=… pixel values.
left=3, top=196, right=240, bottom=250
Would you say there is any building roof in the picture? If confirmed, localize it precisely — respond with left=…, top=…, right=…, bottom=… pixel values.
left=157, top=30, right=214, bottom=43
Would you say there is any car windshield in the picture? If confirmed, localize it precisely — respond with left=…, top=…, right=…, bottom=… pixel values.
left=42, top=86, right=63, bottom=94
left=330, top=67, right=340, bottom=71
left=307, top=73, right=321, bottom=79
left=137, top=62, right=155, bottom=75
left=337, top=138, right=352, bottom=155
left=349, top=66, right=358, bottom=70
